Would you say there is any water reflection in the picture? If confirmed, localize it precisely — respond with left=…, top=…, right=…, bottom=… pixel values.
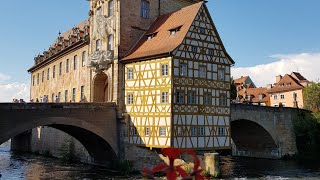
left=1, top=142, right=320, bottom=180
left=220, top=156, right=320, bottom=179
left=0, top=142, right=139, bottom=180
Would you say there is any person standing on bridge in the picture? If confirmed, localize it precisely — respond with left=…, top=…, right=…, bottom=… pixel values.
left=55, top=96, right=59, bottom=103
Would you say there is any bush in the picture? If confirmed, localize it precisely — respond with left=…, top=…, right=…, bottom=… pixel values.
left=294, top=111, right=320, bottom=161
left=59, top=138, right=80, bottom=163
left=111, top=160, right=134, bottom=175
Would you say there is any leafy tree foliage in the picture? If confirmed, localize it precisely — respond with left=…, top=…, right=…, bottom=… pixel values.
left=230, top=78, right=237, bottom=101
left=294, top=111, right=320, bottom=161
left=303, top=82, right=320, bottom=112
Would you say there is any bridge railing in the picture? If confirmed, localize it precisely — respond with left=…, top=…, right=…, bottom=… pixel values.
left=0, top=102, right=116, bottom=110
left=231, top=103, right=310, bottom=113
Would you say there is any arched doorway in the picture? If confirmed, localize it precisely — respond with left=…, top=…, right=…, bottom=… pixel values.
left=93, top=72, right=109, bottom=102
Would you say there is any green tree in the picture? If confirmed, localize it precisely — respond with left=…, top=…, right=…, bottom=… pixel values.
left=303, top=82, right=320, bottom=112
left=230, top=78, right=237, bottom=101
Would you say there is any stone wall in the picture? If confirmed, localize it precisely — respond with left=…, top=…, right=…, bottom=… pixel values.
left=30, top=127, right=92, bottom=163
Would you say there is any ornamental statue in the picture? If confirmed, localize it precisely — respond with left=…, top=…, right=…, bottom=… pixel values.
left=88, top=50, right=114, bottom=73
left=93, top=5, right=115, bottom=40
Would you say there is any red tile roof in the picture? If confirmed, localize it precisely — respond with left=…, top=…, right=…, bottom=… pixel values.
left=267, top=74, right=304, bottom=93
left=122, top=2, right=204, bottom=61
left=247, top=88, right=270, bottom=103
left=290, top=72, right=309, bottom=83
left=234, top=76, right=249, bottom=84
left=51, top=19, right=89, bottom=48
left=238, top=87, right=270, bottom=103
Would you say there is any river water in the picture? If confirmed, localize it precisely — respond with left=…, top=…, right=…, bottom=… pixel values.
left=0, top=142, right=319, bottom=180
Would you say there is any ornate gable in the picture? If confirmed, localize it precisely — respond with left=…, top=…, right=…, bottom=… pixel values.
left=173, top=4, right=234, bottom=65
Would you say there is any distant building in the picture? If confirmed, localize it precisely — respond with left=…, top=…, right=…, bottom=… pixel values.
left=234, top=76, right=261, bottom=103
left=234, top=76, right=256, bottom=89
left=238, top=87, right=270, bottom=106
left=267, top=72, right=310, bottom=108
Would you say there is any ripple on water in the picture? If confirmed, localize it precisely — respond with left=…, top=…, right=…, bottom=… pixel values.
left=1, top=142, right=320, bottom=180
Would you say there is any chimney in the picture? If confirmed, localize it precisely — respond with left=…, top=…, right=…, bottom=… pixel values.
left=276, top=75, right=282, bottom=83
left=267, top=84, right=273, bottom=89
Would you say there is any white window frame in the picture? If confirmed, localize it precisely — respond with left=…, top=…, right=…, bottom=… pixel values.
left=161, top=64, right=168, bottom=76
left=208, top=49, right=214, bottom=55
left=59, top=62, right=62, bottom=76
left=218, top=127, right=225, bottom=136
left=66, top=59, right=69, bottom=73
left=41, top=71, right=44, bottom=82
left=53, top=65, right=56, bottom=78
left=218, top=69, right=225, bottom=81
left=145, top=127, right=150, bottom=136
left=219, top=93, right=227, bottom=106
left=96, top=39, right=101, bottom=52
left=82, top=51, right=86, bottom=67
left=204, top=93, right=212, bottom=105
left=74, top=55, right=78, bottom=70
left=191, top=46, right=197, bottom=52
left=187, top=91, right=196, bottom=104
left=199, top=65, right=207, bottom=78
left=47, top=68, right=50, bottom=80
left=108, top=34, right=114, bottom=50
left=161, top=92, right=168, bottom=104
left=108, top=0, right=114, bottom=17
left=177, top=127, right=183, bottom=136
left=127, top=68, right=134, bottom=80
left=180, top=63, right=187, bottom=76
left=159, top=127, right=166, bottom=136
left=176, top=91, right=185, bottom=104
left=198, top=126, right=205, bottom=136
left=191, top=126, right=197, bottom=136
left=127, top=94, right=134, bottom=104
left=280, top=94, right=285, bottom=99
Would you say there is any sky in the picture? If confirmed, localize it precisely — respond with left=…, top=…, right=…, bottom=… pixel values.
left=0, top=0, right=320, bottom=102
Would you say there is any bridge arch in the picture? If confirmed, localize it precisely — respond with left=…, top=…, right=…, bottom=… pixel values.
left=231, top=119, right=279, bottom=159
left=0, top=103, right=118, bottom=165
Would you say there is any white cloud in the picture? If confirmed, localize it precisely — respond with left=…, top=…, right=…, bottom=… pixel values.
left=0, top=73, right=10, bottom=82
left=0, top=73, right=30, bottom=102
left=232, top=53, right=320, bottom=87
left=0, top=82, right=30, bottom=102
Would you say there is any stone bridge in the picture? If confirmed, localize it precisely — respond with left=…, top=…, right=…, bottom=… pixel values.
left=230, top=104, right=307, bottom=159
left=0, top=103, right=118, bottom=165
left=0, top=103, right=307, bottom=163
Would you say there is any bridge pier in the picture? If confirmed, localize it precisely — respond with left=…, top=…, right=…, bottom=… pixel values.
left=11, top=130, right=32, bottom=152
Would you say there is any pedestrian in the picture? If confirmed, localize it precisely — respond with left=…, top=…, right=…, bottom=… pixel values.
left=40, top=96, right=43, bottom=103
left=55, top=96, right=59, bottom=103
left=36, top=98, right=39, bottom=103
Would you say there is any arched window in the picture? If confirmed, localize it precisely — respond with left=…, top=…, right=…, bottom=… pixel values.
left=108, top=34, right=113, bottom=50
left=108, top=0, right=114, bottom=17
left=96, top=39, right=101, bottom=52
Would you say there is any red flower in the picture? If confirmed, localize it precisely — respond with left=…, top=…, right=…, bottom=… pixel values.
left=142, top=148, right=205, bottom=180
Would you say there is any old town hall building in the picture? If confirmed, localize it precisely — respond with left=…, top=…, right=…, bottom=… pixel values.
left=28, top=0, right=234, bottom=151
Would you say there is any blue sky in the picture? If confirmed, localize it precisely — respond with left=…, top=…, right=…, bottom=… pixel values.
left=0, top=0, right=320, bottom=101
